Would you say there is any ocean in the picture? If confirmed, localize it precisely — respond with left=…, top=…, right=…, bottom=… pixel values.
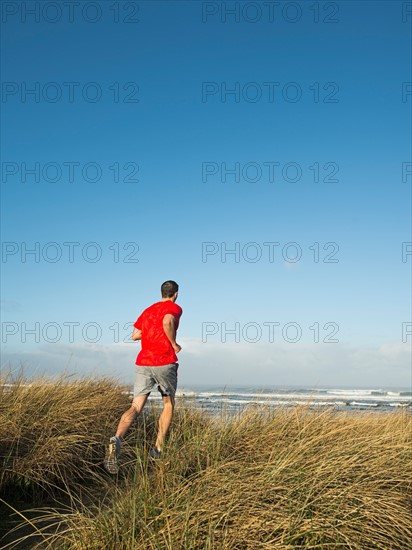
left=140, top=385, right=412, bottom=413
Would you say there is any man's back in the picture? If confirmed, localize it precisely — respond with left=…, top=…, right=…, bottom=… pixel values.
left=134, top=300, right=182, bottom=366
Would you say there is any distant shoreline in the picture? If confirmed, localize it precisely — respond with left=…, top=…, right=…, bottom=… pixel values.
left=3, top=380, right=410, bottom=413
left=123, top=384, right=412, bottom=413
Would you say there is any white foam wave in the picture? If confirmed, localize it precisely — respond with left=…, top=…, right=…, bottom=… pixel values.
left=195, top=390, right=411, bottom=403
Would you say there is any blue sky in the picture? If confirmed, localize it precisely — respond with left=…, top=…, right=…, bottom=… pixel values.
left=1, top=0, right=411, bottom=388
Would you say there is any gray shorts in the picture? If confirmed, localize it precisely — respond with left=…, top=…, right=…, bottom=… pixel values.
left=134, top=363, right=178, bottom=398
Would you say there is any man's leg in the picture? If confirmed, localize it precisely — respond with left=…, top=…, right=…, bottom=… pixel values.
left=116, top=394, right=149, bottom=439
left=104, top=394, right=149, bottom=474
left=154, top=395, right=175, bottom=452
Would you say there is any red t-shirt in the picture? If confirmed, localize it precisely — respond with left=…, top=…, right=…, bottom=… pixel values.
left=134, top=300, right=182, bottom=366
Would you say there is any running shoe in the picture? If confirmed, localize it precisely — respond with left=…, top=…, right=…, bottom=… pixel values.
left=149, top=447, right=162, bottom=460
left=104, top=436, right=120, bottom=474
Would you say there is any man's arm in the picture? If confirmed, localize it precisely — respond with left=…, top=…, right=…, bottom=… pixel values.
left=131, top=327, right=142, bottom=341
left=163, top=314, right=181, bottom=353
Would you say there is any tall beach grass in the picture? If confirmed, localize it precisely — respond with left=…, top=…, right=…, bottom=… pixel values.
left=1, top=373, right=411, bottom=549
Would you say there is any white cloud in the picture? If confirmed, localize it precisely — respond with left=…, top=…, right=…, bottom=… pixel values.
left=1, top=342, right=136, bottom=383
left=1, top=338, right=411, bottom=389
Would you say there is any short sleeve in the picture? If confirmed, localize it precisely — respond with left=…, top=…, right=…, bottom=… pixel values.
left=134, top=314, right=143, bottom=330
left=171, top=304, right=182, bottom=329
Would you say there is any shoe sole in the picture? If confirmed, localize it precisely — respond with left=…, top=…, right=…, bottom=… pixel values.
left=104, top=442, right=119, bottom=474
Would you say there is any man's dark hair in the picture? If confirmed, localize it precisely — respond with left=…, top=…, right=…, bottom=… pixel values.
left=161, top=280, right=179, bottom=298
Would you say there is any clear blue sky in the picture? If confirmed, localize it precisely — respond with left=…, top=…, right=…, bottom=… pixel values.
left=1, top=1, right=411, bottom=388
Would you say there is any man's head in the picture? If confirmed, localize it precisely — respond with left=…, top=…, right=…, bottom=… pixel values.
left=161, top=280, right=179, bottom=301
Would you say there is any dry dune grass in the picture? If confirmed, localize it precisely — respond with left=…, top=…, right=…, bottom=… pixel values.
left=0, top=374, right=411, bottom=549
left=0, top=372, right=130, bottom=500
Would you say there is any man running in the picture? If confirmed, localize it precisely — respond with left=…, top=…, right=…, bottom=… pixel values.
left=104, top=280, right=182, bottom=474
